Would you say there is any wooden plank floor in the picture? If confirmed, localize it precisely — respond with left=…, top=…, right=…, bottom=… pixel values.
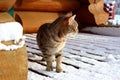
left=25, top=33, right=120, bottom=80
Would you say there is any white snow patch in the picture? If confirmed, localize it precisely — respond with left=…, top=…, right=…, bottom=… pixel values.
left=0, top=38, right=25, bottom=50
left=104, top=54, right=117, bottom=62
left=28, top=71, right=52, bottom=80
left=0, top=22, right=23, bottom=42
left=0, top=22, right=25, bottom=50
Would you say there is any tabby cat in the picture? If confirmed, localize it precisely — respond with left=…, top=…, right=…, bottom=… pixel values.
left=36, top=13, right=78, bottom=73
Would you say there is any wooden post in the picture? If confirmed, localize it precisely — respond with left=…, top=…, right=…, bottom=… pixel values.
left=0, top=12, right=28, bottom=80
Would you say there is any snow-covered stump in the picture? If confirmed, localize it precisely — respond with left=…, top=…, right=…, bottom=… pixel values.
left=0, top=22, right=28, bottom=80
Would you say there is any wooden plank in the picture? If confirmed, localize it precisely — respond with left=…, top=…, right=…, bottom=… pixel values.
left=14, top=0, right=80, bottom=12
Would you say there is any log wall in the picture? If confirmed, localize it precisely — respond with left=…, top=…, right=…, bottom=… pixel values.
left=14, top=0, right=109, bottom=33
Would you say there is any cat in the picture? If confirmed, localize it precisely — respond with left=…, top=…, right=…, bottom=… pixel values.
left=36, top=13, right=78, bottom=73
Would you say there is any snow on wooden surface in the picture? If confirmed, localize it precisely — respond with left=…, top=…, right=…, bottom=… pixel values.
left=0, top=22, right=25, bottom=50
left=25, top=33, right=120, bottom=80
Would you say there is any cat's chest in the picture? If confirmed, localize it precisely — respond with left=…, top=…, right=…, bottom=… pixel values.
left=53, top=37, right=66, bottom=47
left=50, top=38, right=66, bottom=53
left=53, top=41, right=66, bottom=53
left=56, top=41, right=66, bottom=49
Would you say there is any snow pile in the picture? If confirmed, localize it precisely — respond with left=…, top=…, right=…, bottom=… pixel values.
left=104, top=54, right=116, bottom=61
left=0, top=22, right=25, bottom=50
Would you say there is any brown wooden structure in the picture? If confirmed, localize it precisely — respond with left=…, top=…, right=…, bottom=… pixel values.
left=0, top=13, right=28, bottom=80
left=13, top=0, right=109, bottom=33
left=0, top=0, right=109, bottom=33
left=75, top=0, right=109, bottom=27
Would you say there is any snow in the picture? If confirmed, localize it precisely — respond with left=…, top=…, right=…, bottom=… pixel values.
left=28, top=71, right=52, bottom=80
left=0, top=22, right=25, bottom=50
left=26, top=33, right=120, bottom=80
left=0, top=39, right=25, bottom=50
left=28, top=55, right=120, bottom=80
left=104, top=54, right=116, bottom=61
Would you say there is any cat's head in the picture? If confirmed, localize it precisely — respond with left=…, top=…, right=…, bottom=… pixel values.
left=52, top=13, right=78, bottom=38
left=64, top=14, right=78, bottom=35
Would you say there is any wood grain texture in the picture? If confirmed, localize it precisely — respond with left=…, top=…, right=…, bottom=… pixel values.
left=0, top=41, right=28, bottom=80
left=0, top=12, right=14, bottom=23
left=15, top=11, right=64, bottom=33
left=14, top=0, right=80, bottom=12
left=75, top=0, right=109, bottom=26
left=0, top=0, right=16, bottom=11
left=89, top=0, right=109, bottom=25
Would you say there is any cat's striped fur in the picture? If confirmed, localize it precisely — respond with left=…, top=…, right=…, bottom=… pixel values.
left=36, top=13, right=78, bottom=72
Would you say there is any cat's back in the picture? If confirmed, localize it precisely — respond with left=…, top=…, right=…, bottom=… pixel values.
left=36, top=23, right=51, bottom=44
left=37, top=23, right=50, bottom=32
left=37, top=23, right=51, bottom=37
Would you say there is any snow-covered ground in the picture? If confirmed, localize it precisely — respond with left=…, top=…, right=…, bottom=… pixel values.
left=82, top=15, right=120, bottom=37
left=25, top=33, right=120, bottom=80
left=28, top=57, right=120, bottom=80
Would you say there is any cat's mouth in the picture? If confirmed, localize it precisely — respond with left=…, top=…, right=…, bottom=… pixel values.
left=67, top=33, right=78, bottom=38
left=69, top=26, right=78, bottom=35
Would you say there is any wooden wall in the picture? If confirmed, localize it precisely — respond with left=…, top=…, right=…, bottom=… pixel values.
left=14, top=0, right=109, bottom=33
left=14, top=0, right=80, bottom=33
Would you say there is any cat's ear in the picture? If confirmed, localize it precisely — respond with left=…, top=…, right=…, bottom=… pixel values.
left=68, top=15, right=76, bottom=24
left=66, top=12, right=72, bottom=17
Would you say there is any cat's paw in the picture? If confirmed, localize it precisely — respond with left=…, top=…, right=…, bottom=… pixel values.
left=46, top=67, right=53, bottom=71
left=56, top=68, right=63, bottom=73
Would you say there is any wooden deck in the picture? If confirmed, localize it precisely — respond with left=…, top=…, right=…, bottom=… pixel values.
left=25, top=33, right=120, bottom=80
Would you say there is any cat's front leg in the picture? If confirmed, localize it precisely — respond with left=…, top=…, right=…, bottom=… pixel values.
left=46, top=61, right=53, bottom=71
left=46, top=55, right=55, bottom=71
left=56, top=50, right=63, bottom=73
